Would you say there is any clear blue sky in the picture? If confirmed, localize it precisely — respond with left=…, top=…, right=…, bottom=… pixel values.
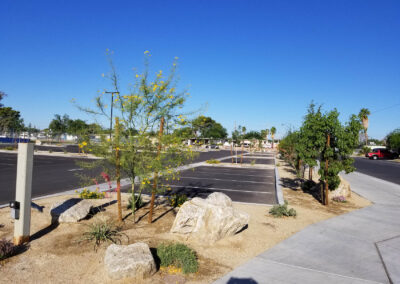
left=1, top=0, right=399, bottom=139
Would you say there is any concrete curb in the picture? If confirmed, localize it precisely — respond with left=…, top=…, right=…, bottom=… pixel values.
left=274, top=156, right=284, bottom=205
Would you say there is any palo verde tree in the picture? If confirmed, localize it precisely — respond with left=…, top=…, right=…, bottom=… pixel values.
left=79, top=51, right=196, bottom=222
left=358, top=108, right=371, bottom=145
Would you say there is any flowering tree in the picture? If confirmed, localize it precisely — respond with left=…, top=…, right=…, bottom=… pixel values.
left=79, top=51, right=196, bottom=222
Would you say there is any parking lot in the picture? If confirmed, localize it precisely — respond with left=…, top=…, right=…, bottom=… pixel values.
left=160, top=152, right=277, bottom=204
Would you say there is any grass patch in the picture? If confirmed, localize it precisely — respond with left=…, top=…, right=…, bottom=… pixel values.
left=206, top=159, right=220, bottom=164
left=157, top=243, right=198, bottom=274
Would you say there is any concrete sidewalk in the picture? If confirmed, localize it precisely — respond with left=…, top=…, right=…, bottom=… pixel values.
left=214, top=171, right=400, bottom=284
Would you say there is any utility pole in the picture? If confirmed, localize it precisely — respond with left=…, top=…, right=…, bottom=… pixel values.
left=105, top=91, right=119, bottom=140
left=234, top=121, right=237, bottom=164
left=115, top=117, right=122, bottom=222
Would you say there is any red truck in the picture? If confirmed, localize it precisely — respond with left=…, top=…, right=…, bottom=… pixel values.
left=365, top=148, right=399, bottom=160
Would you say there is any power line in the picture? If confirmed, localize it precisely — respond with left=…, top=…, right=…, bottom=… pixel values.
left=370, top=102, right=400, bottom=115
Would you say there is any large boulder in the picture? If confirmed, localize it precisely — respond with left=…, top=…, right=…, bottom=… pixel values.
left=50, top=198, right=92, bottom=223
left=104, top=243, right=156, bottom=280
left=330, top=176, right=351, bottom=199
left=170, top=192, right=249, bottom=242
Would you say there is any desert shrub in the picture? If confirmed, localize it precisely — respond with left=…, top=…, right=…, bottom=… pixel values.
left=206, top=159, right=220, bottom=164
left=127, top=194, right=143, bottom=211
left=269, top=201, right=297, bottom=218
left=168, top=194, right=187, bottom=207
left=0, top=239, right=17, bottom=260
left=79, top=188, right=105, bottom=199
left=250, top=159, right=256, bottom=166
left=157, top=243, right=198, bottom=274
left=81, top=220, right=126, bottom=250
left=332, top=196, right=347, bottom=203
left=4, top=146, right=15, bottom=151
left=49, top=149, right=53, bottom=153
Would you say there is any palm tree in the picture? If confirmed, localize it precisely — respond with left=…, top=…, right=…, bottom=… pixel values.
left=358, top=108, right=371, bottom=145
left=270, top=126, right=276, bottom=148
left=265, top=128, right=270, bottom=146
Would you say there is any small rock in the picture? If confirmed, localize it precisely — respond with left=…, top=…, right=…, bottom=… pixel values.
left=170, top=192, right=249, bottom=242
left=104, top=243, right=156, bottom=280
left=50, top=198, right=92, bottom=223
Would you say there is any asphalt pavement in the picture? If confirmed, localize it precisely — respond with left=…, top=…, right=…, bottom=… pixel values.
left=0, top=150, right=246, bottom=205
left=354, top=156, right=400, bottom=185
left=157, top=164, right=277, bottom=204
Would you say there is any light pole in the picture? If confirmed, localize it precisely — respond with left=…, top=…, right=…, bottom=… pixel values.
left=104, top=91, right=119, bottom=140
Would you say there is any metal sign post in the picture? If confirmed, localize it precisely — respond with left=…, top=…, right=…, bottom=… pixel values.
left=13, top=143, right=34, bottom=245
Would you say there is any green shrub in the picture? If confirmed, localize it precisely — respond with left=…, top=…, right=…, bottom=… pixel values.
left=206, top=159, right=220, bottom=164
left=360, top=146, right=371, bottom=155
left=127, top=194, right=143, bottom=211
left=250, top=159, right=256, bottom=166
left=81, top=220, right=126, bottom=250
left=79, top=188, right=105, bottom=199
left=168, top=194, right=187, bottom=207
left=157, top=243, right=198, bottom=274
left=0, top=239, right=17, bottom=260
left=4, top=146, right=15, bottom=151
left=269, top=201, right=297, bottom=218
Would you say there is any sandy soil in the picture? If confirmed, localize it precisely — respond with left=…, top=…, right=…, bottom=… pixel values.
left=0, top=159, right=371, bottom=284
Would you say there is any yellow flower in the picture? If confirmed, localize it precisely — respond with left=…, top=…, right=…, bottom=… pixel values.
left=144, top=50, right=150, bottom=54
left=82, top=141, right=87, bottom=146
left=136, top=74, right=139, bottom=78
left=174, top=56, right=179, bottom=60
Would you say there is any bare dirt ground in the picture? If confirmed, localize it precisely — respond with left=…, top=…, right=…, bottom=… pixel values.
left=0, top=159, right=371, bottom=284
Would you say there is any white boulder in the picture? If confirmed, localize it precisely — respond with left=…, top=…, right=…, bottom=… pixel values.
left=330, top=176, right=351, bottom=198
left=170, top=192, right=249, bottom=242
left=50, top=198, right=92, bottom=223
left=104, top=243, right=156, bottom=280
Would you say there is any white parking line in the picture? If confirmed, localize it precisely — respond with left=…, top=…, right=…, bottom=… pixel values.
left=167, top=184, right=273, bottom=194
left=67, top=168, right=83, bottom=172
left=186, top=171, right=274, bottom=178
left=179, top=176, right=274, bottom=185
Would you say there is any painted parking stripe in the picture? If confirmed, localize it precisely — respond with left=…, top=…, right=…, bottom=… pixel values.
left=167, top=184, right=273, bottom=194
left=183, top=171, right=274, bottom=178
left=178, top=176, right=274, bottom=185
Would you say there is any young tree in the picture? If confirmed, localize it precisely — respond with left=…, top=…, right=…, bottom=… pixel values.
left=0, top=107, right=24, bottom=134
left=358, top=108, right=371, bottom=145
left=318, top=109, right=361, bottom=205
left=79, top=51, right=196, bottom=222
left=297, top=103, right=324, bottom=180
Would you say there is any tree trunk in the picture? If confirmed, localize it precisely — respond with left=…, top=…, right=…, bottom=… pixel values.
left=309, top=166, right=313, bottom=181
left=148, top=117, right=164, bottom=224
left=131, top=182, right=136, bottom=222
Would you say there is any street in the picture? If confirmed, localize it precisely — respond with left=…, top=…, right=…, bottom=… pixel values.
left=354, top=157, right=400, bottom=185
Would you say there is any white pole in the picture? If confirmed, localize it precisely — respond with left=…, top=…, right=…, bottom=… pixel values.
left=14, top=143, right=34, bottom=245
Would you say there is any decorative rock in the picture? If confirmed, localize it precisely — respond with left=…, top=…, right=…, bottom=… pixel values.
left=330, top=177, right=351, bottom=198
left=50, top=198, right=92, bottom=223
left=104, top=243, right=156, bottom=280
left=170, top=192, right=249, bottom=242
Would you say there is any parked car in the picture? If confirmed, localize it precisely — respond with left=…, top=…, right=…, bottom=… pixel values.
left=366, top=148, right=399, bottom=160
left=205, top=144, right=219, bottom=149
